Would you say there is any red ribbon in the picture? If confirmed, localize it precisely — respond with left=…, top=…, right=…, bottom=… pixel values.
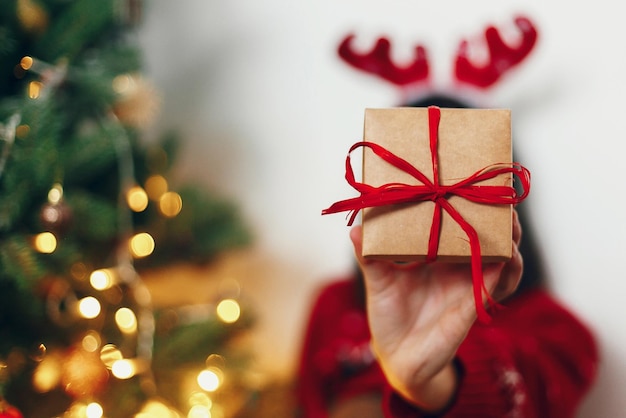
left=322, top=106, right=530, bottom=323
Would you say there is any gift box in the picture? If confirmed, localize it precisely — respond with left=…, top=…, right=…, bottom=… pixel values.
left=361, top=107, right=514, bottom=263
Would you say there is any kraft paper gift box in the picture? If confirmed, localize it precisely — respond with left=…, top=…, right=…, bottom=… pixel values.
left=361, top=107, right=514, bottom=263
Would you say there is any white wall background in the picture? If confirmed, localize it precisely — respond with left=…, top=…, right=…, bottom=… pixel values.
left=138, top=1, right=626, bottom=416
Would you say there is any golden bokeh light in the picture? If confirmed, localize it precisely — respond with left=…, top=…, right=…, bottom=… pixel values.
left=20, top=56, right=34, bottom=70
left=48, top=183, right=64, bottom=204
left=34, top=231, right=57, bottom=253
left=111, top=359, right=135, bottom=379
left=78, top=296, right=101, bottom=319
left=187, top=405, right=210, bottom=418
left=16, top=124, right=30, bottom=139
left=216, top=299, right=240, bottom=324
left=32, top=352, right=62, bottom=393
left=129, top=232, right=155, bottom=258
left=28, top=80, right=43, bottom=99
left=115, top=307, right=138, bottom=334
left=145, top=174, right=168, bottom=201
left=100, top=344, right=123, bottom=368
left=81, top=331, right=101, bottom=353
left=90, top=268, right=116, bottom=290
left=135, top=398, right=179, bottom=418
left=188, top=392, right=212, bottom=409
left=197, top=367, right=223, bottom=392
left=64, top=402, right=88, bottom=417
left=112, top=73, right=133, bottom=94
left=85, top=402, right=104, bottom=418
left=127, top=185, right=149, bottom=212
left=159, top=191, right=182, bottom=217
left=205, top=354, right=225, bottom=369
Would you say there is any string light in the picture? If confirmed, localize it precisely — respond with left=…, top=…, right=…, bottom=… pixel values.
left=28, top=80, right=43, bottom=99
left=159, top=191, right=182, bottom=217
left=13, top=54, right=254, bottom=415
left=215, top=299, right=240, bottom=324
left=197, top=367, right=223, bottom=392
left=90, top=268, right=116, bottom=290
left=135, top=398, right=180, bottom=418
left=145, top=174, right=168, bottom=201
left=188, top=392, right=212, bottom=410
left=112, top=73, right=134, bottom=94
left=78, top=296, right=101, bottom=319
left=81, top=331, right=101, bottom=352
left=111, top=359, right=135, bottom=379
left=33, top=231, right=57, bottom=253
left=115, top=307, right=138, bottom=334
left=127, top=185, right=149, bottom=212
left=32, top=351, right=62, bottom=393
left=48, top=182, right=64, bottom=203
left=85, top=402, right=104, bottom=418
left=100, top=344, right=123, bottom=368
left=20, top=56, right=34, bottom=70
left=129, top=232, right=155, bottom=258
left=187, top=405, right=210, bottom=418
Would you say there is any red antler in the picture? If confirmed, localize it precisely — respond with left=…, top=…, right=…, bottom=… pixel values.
left=455, top=16, right=538, bottom=88
left=337, top=34, right=429, bottom=86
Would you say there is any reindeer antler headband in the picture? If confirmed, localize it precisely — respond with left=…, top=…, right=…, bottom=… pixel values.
left=338, top=15, right=538, bottom=91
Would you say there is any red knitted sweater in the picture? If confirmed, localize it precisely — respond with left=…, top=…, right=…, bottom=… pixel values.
left=296, top=276, right=598, bottom=417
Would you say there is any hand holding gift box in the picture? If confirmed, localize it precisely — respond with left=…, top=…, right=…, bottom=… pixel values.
left=322, top=106, right=530, bottom=322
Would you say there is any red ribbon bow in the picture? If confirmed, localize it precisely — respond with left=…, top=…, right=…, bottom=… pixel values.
left=322, top=106, right=531, bottom=322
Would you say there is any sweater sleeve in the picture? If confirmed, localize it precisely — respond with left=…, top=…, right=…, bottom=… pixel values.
left=382, top=290, right=599, bottom=418
left=295, top=278, right=385, bottom=417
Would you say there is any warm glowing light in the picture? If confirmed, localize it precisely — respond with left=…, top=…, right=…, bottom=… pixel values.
left=20, top=56, right=34, bottom=70
left=145, top=174, right=168, bottom=201
left=48, top=183, right=63, bottom=204
left=34, top=232, right=57, bottom=253
left=127, top=185, right=149, bottom=212
left=78, top=296, right=101, bottom=319
left=115, top=307, right=138, bottom=334
left=15, top=124, right=30, bottom=139
left=197, top=367, right=223, bottom=392
left=111, top=359, right=135, bottom=379
left=81, top=331, right=101, bottom=352
left=216, top=299, right=240, bottom=324
left=28, top=80, right=43, bottom=98
left=66, top=402, right=88, bottom=417
left=135, top=399, right=177, bottom=418
left=187, top=405, right=210, bottom=418
left=159, top=191, right=182, bottom=217
left=32, top=352, right=61, bottom=393
left=188, top=392, right=212, bottom=409
left=86, top=402, right=104, bottom=418
left=129, top=232, right=155, bottom=258
left=112, top=74, right=133, bottom=94
left=90, top=268, right=115, bottom=290
left=100, top=344, right=123, bottom=368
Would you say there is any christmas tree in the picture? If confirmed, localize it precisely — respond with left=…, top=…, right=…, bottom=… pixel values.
left=0, top=1, right=255, bottom=416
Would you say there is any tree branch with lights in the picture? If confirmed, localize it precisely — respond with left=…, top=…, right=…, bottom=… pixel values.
left=0, top=1, right=254, bottom=417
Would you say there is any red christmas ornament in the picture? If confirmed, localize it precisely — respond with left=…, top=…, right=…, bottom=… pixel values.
left=0, top=399, right=23, bottom=418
